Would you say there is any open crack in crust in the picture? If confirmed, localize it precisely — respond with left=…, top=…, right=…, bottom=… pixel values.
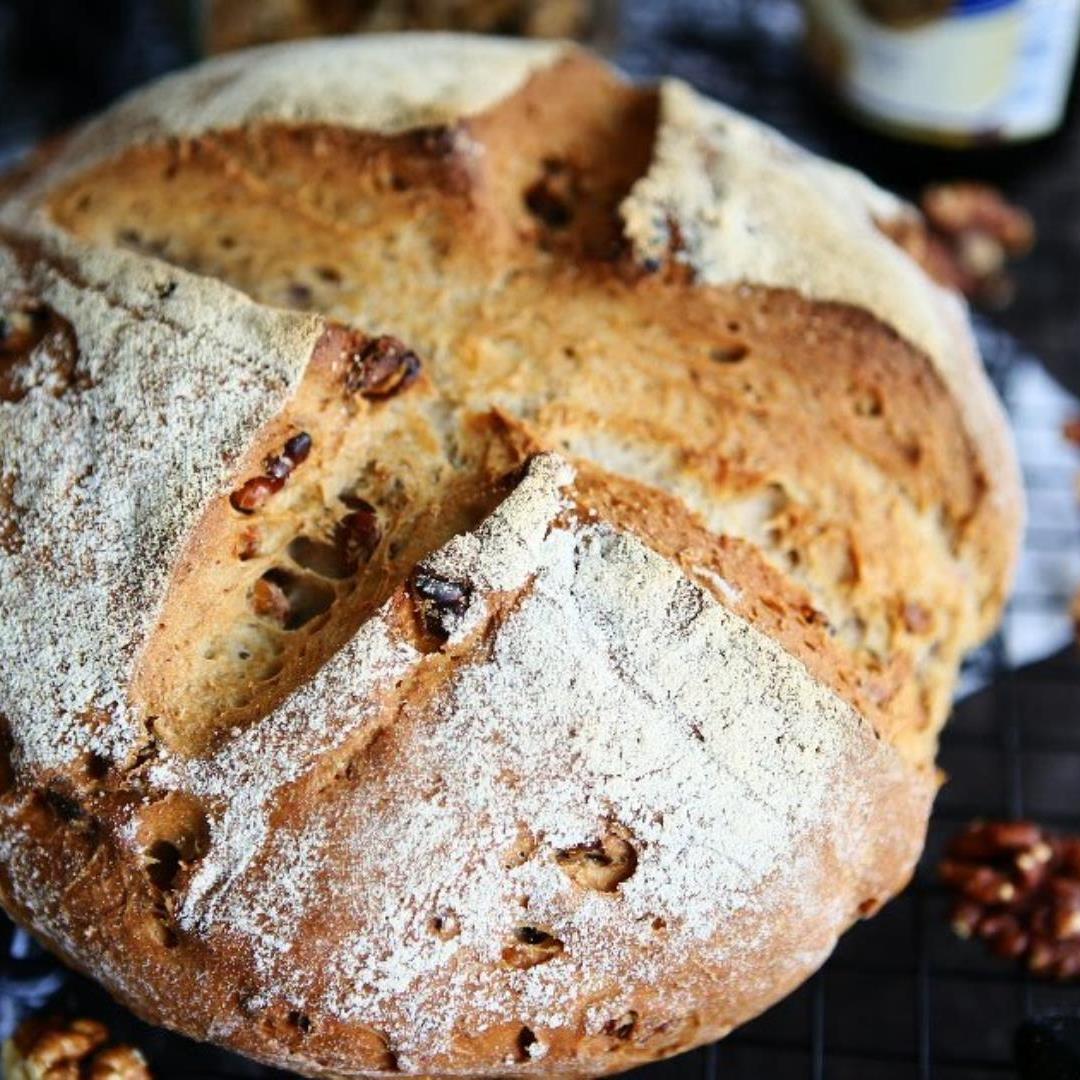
left=0, top=34, right=1019, bottom=1078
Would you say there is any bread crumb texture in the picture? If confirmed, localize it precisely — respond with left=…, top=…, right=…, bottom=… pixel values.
left=0, top=34, right=1019, bottom=1078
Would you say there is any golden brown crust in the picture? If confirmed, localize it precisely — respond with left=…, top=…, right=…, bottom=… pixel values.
left=0, top=35, right=1019, bottom=1079
left=0, top=458, right=936, bottom=1077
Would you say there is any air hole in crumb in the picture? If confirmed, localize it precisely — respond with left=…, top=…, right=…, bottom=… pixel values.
left=145, top=839, right=182, bottom=891
left=286, top=282, right=313, bottom=309
left=516, top=1027, right=538, bottom=1060
left=42, top=788, right=84, bottom=823
left=83, top=753, right=109, bottom=782
left=524, top=159, right=575, bottom=229
left=139, top=797, right=210, bottom=891
left=606, top=1011, right=639, bottom=1040
left=710, top=342, right=748, bottom=363
left=288, top=535, right=357, bottom=580
left=555, top=833, right=637, bottom=893
left=252, top=568, right=333, bottom=630
left=852, top=387, right=884, bottom=417
left=429, top=911, right=461, bottom=940
left=287, top=1010, right=312, bottom=1035
left=502, top=926, right=564, bottom=970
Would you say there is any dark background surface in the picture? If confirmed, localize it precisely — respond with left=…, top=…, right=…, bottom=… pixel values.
left=1, top=2, right=1080, bottom=1077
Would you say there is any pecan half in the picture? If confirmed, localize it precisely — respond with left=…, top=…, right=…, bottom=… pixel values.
left=879, top=182, right=1034, bottom=308
left=230, top=474, right=284, bottom=514
left=336, top=501, right=382, bottom=568
left=502, top=925, right=564, bottom=969
left=922, top=181, right=1034, bottom=255
left=556, top=832, right=638, bottom=893
left=230, top=432, right=312, bottom=514
left=347, top=336, right=422, bottom=399
left=940, top=820, right=1080, bottom=979
left=409, top=569, right=471, bottom=639
left=251, top=574, right=291, bottom=626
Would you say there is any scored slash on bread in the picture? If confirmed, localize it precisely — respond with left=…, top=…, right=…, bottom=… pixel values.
left=0, top=34, right=1021, bottom=1078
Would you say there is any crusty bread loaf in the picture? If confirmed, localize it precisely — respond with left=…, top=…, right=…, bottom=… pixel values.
left=0, top=35, right=1021, bottom=1078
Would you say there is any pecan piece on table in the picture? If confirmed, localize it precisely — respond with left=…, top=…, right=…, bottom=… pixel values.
left=940, top=820, right=1080, bottom=979
left=920, top=182, right=1034, bottom=307
left=880, top=182, right=1034, bottom=308
left=2, top=1015, right=153, bottom=1079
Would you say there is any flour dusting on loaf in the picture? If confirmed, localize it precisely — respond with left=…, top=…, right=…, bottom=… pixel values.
left=6, top=35, right=567, bottom=205
left=141, top=456, right=928, bottom=1066
left=0, top=233, right=321, bottom=770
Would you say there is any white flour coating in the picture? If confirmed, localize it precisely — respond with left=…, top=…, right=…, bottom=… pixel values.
left=149, top=615, right=417, bottom=939
left=3, top=35, right=567, bottom=208
left=620, top=79, right=1020, bottom=518
left=0, top=38, right=1016, bottom=778
left=173, top=457, right=919, bottom=1063
left=691, top=564, right=743, bottom=605
left=0, top=230, right=323, bottom=769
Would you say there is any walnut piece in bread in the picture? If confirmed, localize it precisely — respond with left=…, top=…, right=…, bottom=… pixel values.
left=0, top=34, right=1021, bottom=1078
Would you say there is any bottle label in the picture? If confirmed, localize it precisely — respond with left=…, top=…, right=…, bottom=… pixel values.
left=806, top=0, right=1080, bottom=140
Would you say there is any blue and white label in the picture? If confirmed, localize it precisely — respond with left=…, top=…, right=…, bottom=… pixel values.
left=808, top=0, right=1080, bottom=140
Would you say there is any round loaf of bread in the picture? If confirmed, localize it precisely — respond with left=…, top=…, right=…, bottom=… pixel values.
left=0, top=35, right=1022, bottom=1078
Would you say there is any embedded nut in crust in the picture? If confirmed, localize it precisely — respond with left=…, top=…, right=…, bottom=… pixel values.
left=556, top=831, right=638, bottom=892
left=502, top=926, right=565, bottom=969
left=346, top=335, right=422, bottom=399
left=409, top=569, right=472, bottom=639
left=336, top=502, right=383, bottom=569
left=230, top=474, right=284, bottom=514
